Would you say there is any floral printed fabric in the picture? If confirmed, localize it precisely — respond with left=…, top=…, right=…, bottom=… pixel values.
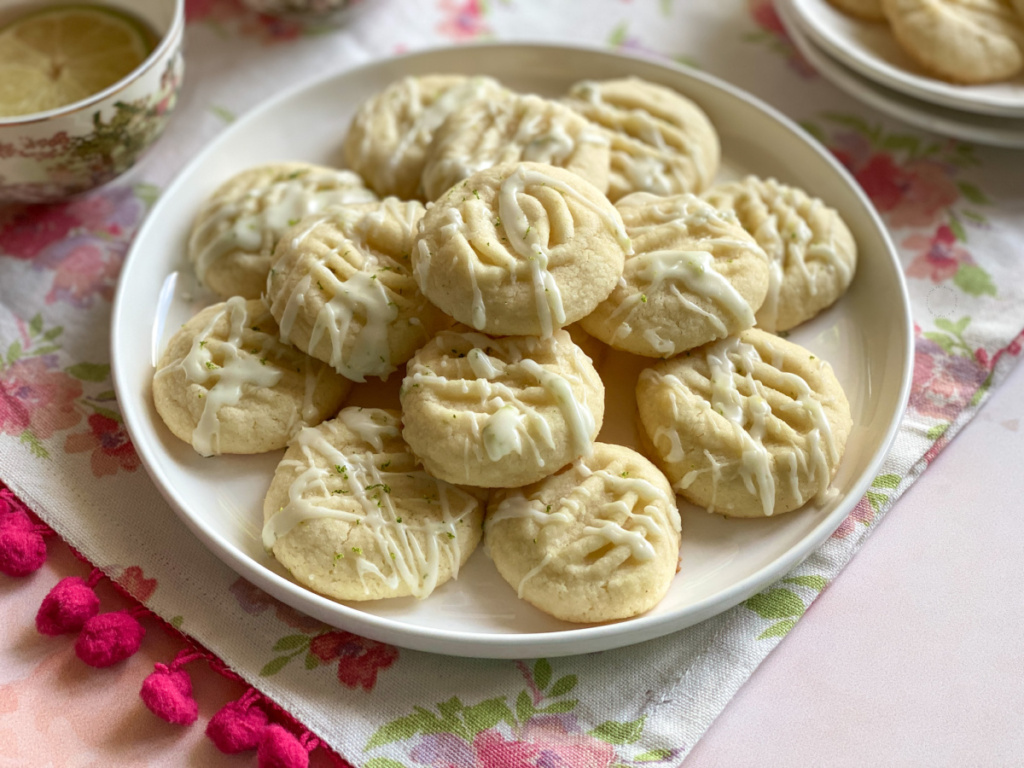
left=2, top=1, right=1023, bottom=766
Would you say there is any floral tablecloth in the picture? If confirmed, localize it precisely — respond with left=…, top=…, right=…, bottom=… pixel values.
left=2, top=1, right=1023, bottom=766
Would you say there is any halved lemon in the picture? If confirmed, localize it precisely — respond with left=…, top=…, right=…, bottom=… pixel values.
left=0, top=4, right=155, bottom=118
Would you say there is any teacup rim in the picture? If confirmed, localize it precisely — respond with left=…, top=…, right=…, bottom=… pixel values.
left=0, top=0, right=185, bottom=127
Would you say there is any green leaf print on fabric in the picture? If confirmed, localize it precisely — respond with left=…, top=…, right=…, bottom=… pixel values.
left=590, top=716, right=646, bottom=745
left=365, top=659, right=667, bottom=764
left=66, top=363, right=111, bottom=382
left=954, top=265, right=997, bottom=297
left=607, top=21, right=629, bottom=47
left=747, top=572, right=833, bottom=640
left=924, top=315, right=975, bottom=358
left=746, top=588, right=804, bottom=620
left=365, top=759, right=407, bottom=768
left=783, top=574, right=828, bottom=590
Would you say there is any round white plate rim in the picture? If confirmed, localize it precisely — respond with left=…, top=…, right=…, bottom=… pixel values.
left=788, top=0, right=1024, bottom=117
left=112, top=41, right=913, bottom=658
left=778, top=0, right=1024, bottom=149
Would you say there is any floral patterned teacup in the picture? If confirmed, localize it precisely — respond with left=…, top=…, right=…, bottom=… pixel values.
left=0, top=0, right=185, bottom=204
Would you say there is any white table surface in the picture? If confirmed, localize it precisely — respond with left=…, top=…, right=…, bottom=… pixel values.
left=684, top=357, right=1024, bottom=766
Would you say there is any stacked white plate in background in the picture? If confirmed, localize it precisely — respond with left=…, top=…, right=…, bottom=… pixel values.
left=776, top=0, right=1024, bottom=148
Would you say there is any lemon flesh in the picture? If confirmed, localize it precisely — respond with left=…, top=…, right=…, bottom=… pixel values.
left=0, top=5, right=154, bottom=118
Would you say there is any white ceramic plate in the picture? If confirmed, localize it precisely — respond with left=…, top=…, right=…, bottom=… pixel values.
left=778, top=0, right=1024, bottom=148
left=788, top=0, right=1024, bottom=117
left=112, top=43, right=912, bottom=659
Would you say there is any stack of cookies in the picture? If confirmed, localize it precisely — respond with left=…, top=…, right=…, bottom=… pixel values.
left=152, top=73, right=856, bottom=624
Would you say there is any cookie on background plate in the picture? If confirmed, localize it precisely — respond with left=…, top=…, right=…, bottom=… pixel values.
left=413, top=161, right=631, bottom=338
left=188, top=162, right=376, bottom=301
left=702, top=176, right=856, bottom=334
left=881, top=0, right=1024, bottom=84
left=342, top=74, right=507, bottom=200
left=636, top=328, right=852, bottom=518
left=400, top=328, right=604, bottom=489
left=153, top=297, right=351, bottom=457
left=562, top=77, right=720, bottom=202
left=581, top=192, right=769, bottom=358
left=263, top=407, right=485, bottom=601
left=266, top=198, right=450, bottom=382
left=486, top=443, right=681, bottom=623
left=827, top=0, right=886, bottom=21
left=420, top=92, right=610, bottom=200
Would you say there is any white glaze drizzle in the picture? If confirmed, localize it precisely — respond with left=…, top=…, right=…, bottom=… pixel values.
left=497, top=165, right=631, bottom=336
left=157, top=297, right=284, bottom=456
left=571, top=80, right=706, bottom=194
left=735, top=178, right=853, bottom=327
left=487, top=458, right=678, bottom=597
left=405, top=333, right=596, bottom=474
left=644, top=336, right=838, bottom=516
left=192, top=168, right=375, bottom=282
left=272, top=201, right=423, bottom=381
left=262, top=411, right=479, bottom=599
left=612, top=249, right=754, bottom=352
left=373, top=76, right=500, bottom=189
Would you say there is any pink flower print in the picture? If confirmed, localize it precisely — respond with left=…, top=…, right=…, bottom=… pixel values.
left=115, top=565, right=158, bottom=602
left=904, top=225, right=973, bottom=283
left=909, top=336, right=988, bottom=421
left=44, top=240, right=124, bottom=307
left=437, top=0, right=490, bottom=40
left=833, top=151, right=958, bottom=230
left=64, top=413, right=141, bottom=477
left=0, top=357, right=82, bottom=438
left=309, top=630, right=399, bottom=691
left=0, top=203, right=79, bottom=260
left=521, top=715, right=618, bottom=767
left=832, top=496, right=874, bottom=539
left=472, top=721, right=617, bottom=768
left=749, top=0, right=786, bottom=36
left=410, top=732, right=477, bottom=768
left=229, top=577, right=327, bottom=634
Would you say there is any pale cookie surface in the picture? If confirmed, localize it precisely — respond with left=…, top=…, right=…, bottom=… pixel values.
left=401, top=329, right=604, bottom=488
left=581, top=192, right=769, bottom=358
left=486, top=443, right=681, bottom=623
left=882, top=0, right=1024, bottom=84
left=263, top=408, right=484, bottom=601
left=342, top=75, right=506, bottom=200
left=188, top=163, right=376, bottom=301
left=563, top=77, right=720, bottom=202
left=827, top=0, right=886, bottom=21
left=153, top=297, right=351, bottom=457
left=413, top=162, right=631, bottom=337
left=421, top=93, right=611, bottom=200
left=266, top=198, right=450, bottom=382
left=636, top=329, right=852, bottom=518
left=702, top=176, right=856, bottom=333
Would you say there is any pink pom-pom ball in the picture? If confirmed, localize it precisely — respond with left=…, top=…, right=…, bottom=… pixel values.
left=36, top=576, right=101, bottom=635
left=258, top=724, right=309, bottom=768
left=0, top=508, right=32, bottom=531
left=207, top=699, right=269, bottom=753
left=0, top=511, right=46, bottom=577
left=75, top=611, right=146, bottom=668
left=140, top=664, right=199, bottom=725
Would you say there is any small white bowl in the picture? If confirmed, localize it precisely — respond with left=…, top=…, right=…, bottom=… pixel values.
left=0, top=0, right=185, bottom=204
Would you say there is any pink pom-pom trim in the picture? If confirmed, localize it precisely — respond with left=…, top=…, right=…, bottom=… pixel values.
left=207, top=690, right=269, bottom=753
left=0, top=511, right=47, bottom=577
left=140, top=664, right=199, bottom=725
left=258, top=725, right=310, bottom=768
left=75, top=611, right=146, bottom=668
left=36, top=574, right=101, bottom=635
